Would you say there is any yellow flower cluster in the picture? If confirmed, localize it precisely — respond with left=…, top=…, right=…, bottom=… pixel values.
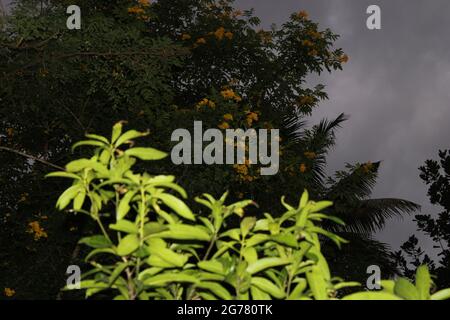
left=299, top=163, right=307, bottom=173
left=302, top=39, right=314, bottom=47
left=233, top=160, right=256, bottom=182
left=4, top=288, right=15, bottom=297
left=304, top=151, right=316, bottom=159
left=258, top=30, right=273, bottom=44
left=307, top=29, right=322, bottom=39
left=220, top=89, right=242, bottom=102
left=245, top=111, right=259, bottom=127
left=218, top=122, right=230, bottom=130
left=27, top=221, right=48, bottom=241
left=214, top=27, right=233, bottom=40
left=6, top=127, right=14, bottom=137
left=308, top=49, right=319, bottom=57
left=128, top=6, right=145, bottom=14
left=297, top=10, right=309, bottom=19
left=361, top=161, right=373, bottom=173
left=339, top=54, right=349, bottom=63
left=298, top=95, right=315, bottom=105
left=196, top=37, right=207, bottom=44
left=181, top=34, right=191, bottom=40
left=127, top=1, right=151, bottom=20
left=223, top=113, right=234, bottom=121
left=197, top=98, right=216, bottom=109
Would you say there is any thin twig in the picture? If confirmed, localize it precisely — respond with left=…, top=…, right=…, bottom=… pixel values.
left=0, top=146, right=65, bottom=170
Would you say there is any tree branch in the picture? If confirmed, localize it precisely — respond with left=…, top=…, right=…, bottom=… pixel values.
left=0, top=146, right=65, bottom=171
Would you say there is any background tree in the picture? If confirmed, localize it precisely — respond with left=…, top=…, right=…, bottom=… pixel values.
left=394, top=150, right=450, bottom=288
left=1, top=0, right=417, bottom=298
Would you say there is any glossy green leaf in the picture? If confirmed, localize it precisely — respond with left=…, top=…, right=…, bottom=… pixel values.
left=157, top=193, right=195, bottom=221
left=251, top=277, right=285, bottom=299
left=124, top=147, right=167, bottom=160
left=116, top=234, right=139, bottom=256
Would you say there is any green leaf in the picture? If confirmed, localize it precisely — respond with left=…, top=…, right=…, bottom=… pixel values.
left=342, top=292, right=402, bottom=300
left=271, top=233, right=298, bottom=248
left=86, top=133, right=110, bottom=144
left=117, top=191, right=136, bottom=220
left=240, top=217, right=256, bottom=238
left=73, top=190, right=86, bottom=211
left=147, top=246, right=188, bottom=268
left=246, top=234, right=270, bottom=247
left=299, top=189, right=309, bottom=209
left=117, top=234, right=139, bottom=256
left=56, top=184, right=82, bottom=210
left=143, top=273, right=198, bottom=286
left=115, top=130, right=149, bottom=147
left=306, top=265, right=329, bottom=300
left=72, top=140, right=106, bottom=151
left=246, top=257, right=290, bottom=275
left=124, top=147, right=167, bottom=160
left=155, top=224, right=210, bottom=241
left=66, top=159, right=109, bottom=176
left=79, top=235, right=112, bottom=249
left=110, top=220, right=138, bottom=234
left=85, top=248, right=116, bottom=261
left=157, top=193, right=195, bottom=221
left=196, top=282, right=232, bottom=300
left=46, top=171, right=81, bottom=180
left=415, top=265, right=431, bottom=300
left=251, top=277, right=285, bottom=299
left=287, top=279, right=308, bottom=300
left=251, top=285, right=272, bottom=300
left=431, top=288, right=450, bottom=300
left=111, top=122, right=123, bottom=144
left=394, top=277, right=419, bottom=300
left=310, top=200, right=333, bottom=212
left=198, top=260, right=225, bottom=275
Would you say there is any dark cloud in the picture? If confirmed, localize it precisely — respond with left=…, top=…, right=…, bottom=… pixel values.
left=236, top=0, right=450, bottom=256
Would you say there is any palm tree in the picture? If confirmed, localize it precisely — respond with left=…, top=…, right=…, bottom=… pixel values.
left=284, top=113, right=419, bottom=283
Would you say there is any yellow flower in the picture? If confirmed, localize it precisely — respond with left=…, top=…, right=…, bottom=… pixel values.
left=4, top=288, right=15, bottom=297
left=27, top=221, right=48, bottom=240
left=214, top=27, right=226, bottom=40
left=362, top=161, right=373, bottom=173
left=308, top=49, right=319, bottom=56
left=138, top=0, right=151, bottom=7
left=196, top=37, right=207, bottom=44
left=304, top=151, right=316, bottom=159
left=233, top=10, right=242, bottom=17
left=181, top=34, right=191, bottom=40
left=218, top=122, right=230, bottom=130
left=128, top=6, right=144, bottom=14
left=339, top=54, right=349, bottom=63
left=307, top=30, right=322, bottom=39
left=298, top=95, right=315, bottom=105
left=220, top=89, right=241, bottom=102
left=299, top=163, right=307, bottom=173
left=225, top=31, right=233, bottom=40
left=302, top=40, right=314, bottom=47
left=223, top=113, right=234, bottom=121
left=197, top=98, right=215, bottom=109
left=297, top=10, right=309, bottom=19
left=6, top=127, right=14, bottom=137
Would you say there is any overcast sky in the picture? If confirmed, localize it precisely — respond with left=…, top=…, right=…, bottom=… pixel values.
left=235, top=0, right=450, bottom=256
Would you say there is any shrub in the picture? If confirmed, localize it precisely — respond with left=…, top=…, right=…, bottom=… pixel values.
left=48, top=123, right=450, bottom=300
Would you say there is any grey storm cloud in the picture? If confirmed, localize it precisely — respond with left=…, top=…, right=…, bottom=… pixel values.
left=236, top=0, right=450, bottom=255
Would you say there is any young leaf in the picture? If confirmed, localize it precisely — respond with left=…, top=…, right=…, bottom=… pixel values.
left=251, top=277, right=285, bottom=299
left=116, top=234, right=139, bottom=256
left=124, top=147, right=167, bottom=160
left=157, top=194, right=195, bottom=221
